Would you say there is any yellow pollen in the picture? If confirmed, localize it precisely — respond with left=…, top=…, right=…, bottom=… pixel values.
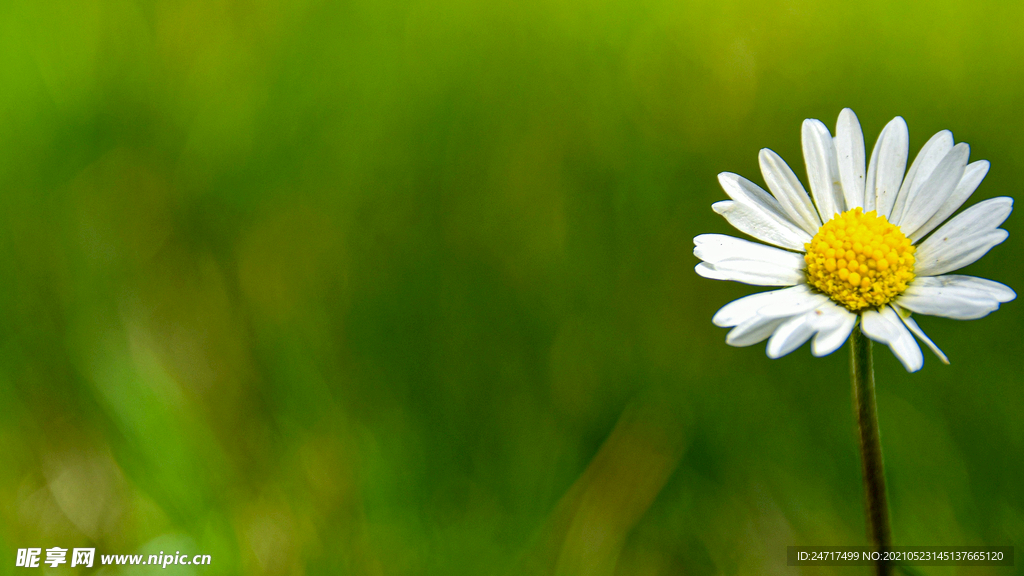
left=803, top=208, right=915, bottom=311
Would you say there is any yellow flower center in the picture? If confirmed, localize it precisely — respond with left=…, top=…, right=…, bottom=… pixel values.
left=803, top=208, right=915, bottom=311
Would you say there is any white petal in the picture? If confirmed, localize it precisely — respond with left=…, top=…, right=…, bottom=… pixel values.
left=835, top=108, right=867, bottom=210
left=894, top=307, right=949, bottom=364
left=802, top=119, right=845, bottom=221
left=863, top=126, right=882, bottom=213
left=726, top=315, right=788, bottom=347
left=694, top=234, right=805, bottom=267
left=695, top=262, right=803, bottom=286
left=766, top=312, right=819, bottom=358
left=865, top=117, right=909, bottom=219
left=811, top=303, right=858, bottom=357
left=765, top=300, right=853, bottom=359
left=921, top=231, right=1008, bottom=278
left=694, top=234, right=805, bottom=286
left=898, top=291, right=996, bottom=320
left=914, top=197, right=1012, bottom=276
left=757, top=290, right=830, bottom=319
left=712, top=285, right=816, bottom=327
left=918, top=275, right=1015, bottom=302
left=897, top=275, right=1016, bottom=319
left=905, top=275, right=1017, bottom=303
left=759, top=149, right=822, bottom=234
left=716, top=172, right=786, bottom=213
left=897, top=143, right=970, bottom=237
left=715, top=173, right=811, bottom=250
left=910, top=160, right=990, bottom=242
left=712, top=199, right=811, bottom=251
left=889, top=130, right=954, bottom=223
left=861, top=306, right=924, bottom=372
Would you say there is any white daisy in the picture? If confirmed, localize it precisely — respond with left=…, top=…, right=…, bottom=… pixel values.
left=695, top=108, right=1015, bottom=372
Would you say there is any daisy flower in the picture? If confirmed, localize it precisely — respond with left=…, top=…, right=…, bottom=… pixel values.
left=694, top=108, right=1015, bottom=372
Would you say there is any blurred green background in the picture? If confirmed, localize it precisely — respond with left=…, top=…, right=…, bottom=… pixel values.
left=0, top=0, right=1021, bottom=574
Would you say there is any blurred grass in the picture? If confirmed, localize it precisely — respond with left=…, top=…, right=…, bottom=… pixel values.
left=0, top=0, right=1022, bottom=574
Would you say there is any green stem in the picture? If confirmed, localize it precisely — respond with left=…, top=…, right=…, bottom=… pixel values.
left=850, top=325, right=892, bottom=576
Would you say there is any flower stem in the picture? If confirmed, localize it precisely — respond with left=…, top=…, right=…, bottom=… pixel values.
left=850, top=325, right=892, bottom=576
